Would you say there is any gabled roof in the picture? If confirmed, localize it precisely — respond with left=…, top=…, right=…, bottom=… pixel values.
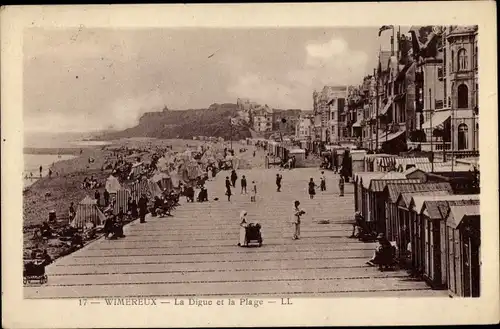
left=410, top=194, right=479, bottom=214
left=370, top=178, right=421, bottom=193
left=446, top=204, right=480, bottom=229
left=360, top=172, right=386, bottom=189
left=423, top=198, right=480, bottom=220
left=403, top=166, right=426, bottom=176
left=354, top=171, right=384, bottom=183
left=386, top=182, right=453, bottom=204
left=397, top=190, right=452, bottom=209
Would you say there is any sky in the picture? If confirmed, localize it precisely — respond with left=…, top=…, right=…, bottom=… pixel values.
left=23, top=27, right=406, bottom=133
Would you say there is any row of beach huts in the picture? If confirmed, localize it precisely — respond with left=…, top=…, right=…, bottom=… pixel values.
left=247, top=138, right=480, bottom=298
left=352, top=153, right=480, bottom=298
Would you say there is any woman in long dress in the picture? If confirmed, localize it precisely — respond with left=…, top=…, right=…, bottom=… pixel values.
left=238, top=210, right=248, bottom=247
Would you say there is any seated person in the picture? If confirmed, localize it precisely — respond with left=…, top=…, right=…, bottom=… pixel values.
left=40, top=221, right=52, bottom=238
left=197, top=186, right=208, bottom=202
left=117, top=207, right=125, bottom=222
left=350, top=211, right=370, bottom=238
left=185, top=186, right=195, bottom=202
left=153, top=196, right=164, bottom=216
left=40, top=249, right=52, bottom=266
left=70, top=233, right=84, bottom=249
left=113, top=217, right=125, bottom=238
left=366, top=234, right=396, bottom=268
left=103, top=215, right=116, bottom=239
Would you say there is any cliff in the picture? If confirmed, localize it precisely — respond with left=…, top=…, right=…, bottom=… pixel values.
left=100, top=103, right=251, bottom=141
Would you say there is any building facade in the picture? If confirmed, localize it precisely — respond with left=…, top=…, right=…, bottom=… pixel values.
left=252, top=105, right=273, bottom=133
left=295, top=112, right=314, bottom=140
left=312, top=86, right=348, bottom=143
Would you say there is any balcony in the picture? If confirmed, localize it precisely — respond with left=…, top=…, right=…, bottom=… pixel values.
left=407, top=141, right=451, bottom=152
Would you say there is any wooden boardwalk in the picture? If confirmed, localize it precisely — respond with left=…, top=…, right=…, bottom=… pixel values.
left=25, top=167, right=446, bottom=298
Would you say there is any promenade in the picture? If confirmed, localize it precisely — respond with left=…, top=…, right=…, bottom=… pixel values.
left=25, top=164, right=445, bottom=298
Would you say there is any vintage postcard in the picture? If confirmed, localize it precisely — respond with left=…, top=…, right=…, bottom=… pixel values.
left=1, top=2, right=499, bottom=328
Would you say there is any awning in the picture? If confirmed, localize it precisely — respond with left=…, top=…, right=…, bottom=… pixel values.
left=379, top=98, right=393, bottom=116
left=421, top=110, right=451, bottom=129
left=382, top=129, right=406, bottom=143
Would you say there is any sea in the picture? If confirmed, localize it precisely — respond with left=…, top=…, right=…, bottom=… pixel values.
left=23, top=132, right=111, bottom=188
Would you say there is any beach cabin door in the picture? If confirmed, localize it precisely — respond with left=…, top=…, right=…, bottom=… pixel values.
left=424, top=216, right=431, bottom=279
left=447, top=226, right=456, bottom=295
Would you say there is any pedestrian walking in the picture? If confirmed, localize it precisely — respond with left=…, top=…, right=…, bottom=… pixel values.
left=39, top=165, right=43, bottom=178
left=253, top=150, right=256, bottom=157
left=241, top=175, right=247, bottom=194
left=308, top=178, right=317, bottom=199
left=225, top=177, right=232, bottom=201
left=230, top=169, right=238, bottom=188
left=339, top=175, right=345, bottom=197
left=138, top=194, right=148, bottom=223
left=292, top=201, right=305, bottom=240
left=251, top=181, right=257, bottom=202
left=48, top=169, right=52, bottom=178
left=276, top=173, right=282, bottom=192
left=320, top=171, right=326, bottom=191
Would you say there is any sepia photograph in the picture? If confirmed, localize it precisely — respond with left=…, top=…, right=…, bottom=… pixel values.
left=2, top=2, right=498, bottom=328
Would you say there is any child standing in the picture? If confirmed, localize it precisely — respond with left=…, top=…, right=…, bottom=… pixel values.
left=251, top=181, right=257, bottom=202
left=320, top=171, right=326, bottom=191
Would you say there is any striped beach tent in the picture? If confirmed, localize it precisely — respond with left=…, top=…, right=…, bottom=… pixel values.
left=70, top=196, right=106, bottom=228
left=113, top=189, right=131, bottom=214
left=151, top=172, right=172, bottom=192
left=129, top=178, right=163, bottom=201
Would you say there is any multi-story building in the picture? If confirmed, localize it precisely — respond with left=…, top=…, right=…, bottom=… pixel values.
left=252, top=105, right=273, bottom=133
left=346, top=86, right=365, bottom=142
left=295, top=111, right=314, bottom=140
left=445, top=25, right=479, bottom=153
left=413, top=25, right=479, bottom=155
left=312, top=86, right=348, bottom=143
left=326, top=86, right=349, bottom=143
left=237, top=98, right=259, bottom=124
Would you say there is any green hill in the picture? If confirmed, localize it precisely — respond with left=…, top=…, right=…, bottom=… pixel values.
left=101, top=103, right=251, bottom=141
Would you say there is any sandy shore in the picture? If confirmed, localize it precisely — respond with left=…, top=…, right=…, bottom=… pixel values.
left=23, top=138, right=258, bottom=262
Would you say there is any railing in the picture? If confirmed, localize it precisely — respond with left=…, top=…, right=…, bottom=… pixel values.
left=407, top=141, right=451, bottom=152
left=454, top=150, right=480, bottom=158
left=407, top=142, right=479, bottom=157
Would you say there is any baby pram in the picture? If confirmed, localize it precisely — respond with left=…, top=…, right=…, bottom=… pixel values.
left=245, top=223, right=263, bottom=247
left=23, top=259, right=48, bottom=284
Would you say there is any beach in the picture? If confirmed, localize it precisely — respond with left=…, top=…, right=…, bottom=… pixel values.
left=22, top=137, right=253, bottom=262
